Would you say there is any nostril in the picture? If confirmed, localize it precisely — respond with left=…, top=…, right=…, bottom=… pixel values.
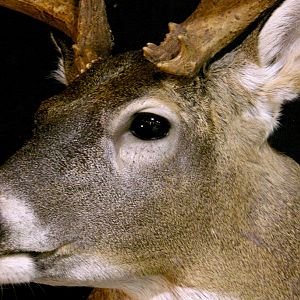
left=0, top=224, right=4, bottom=237
left=0, top=221, right=7, bottom=242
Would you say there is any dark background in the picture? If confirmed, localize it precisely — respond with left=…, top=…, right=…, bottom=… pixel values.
left=0, top=0, right=299, bottom=299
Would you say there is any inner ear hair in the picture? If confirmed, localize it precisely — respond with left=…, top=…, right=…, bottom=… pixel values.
left=258, top=0, right=300, bottom=102
left=259, top=0, right=300, bottom=69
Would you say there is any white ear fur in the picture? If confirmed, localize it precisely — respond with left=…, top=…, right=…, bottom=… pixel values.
left=259, top=0, right=300, bottom=68
left=259, top=0, right=300, bottom=103
left=50, top=56, right=68, bottom=85
left=50, top=33, right=68, bottom=85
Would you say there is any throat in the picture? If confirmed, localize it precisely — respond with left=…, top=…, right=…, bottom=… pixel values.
left=118, top=276, right=238, bottom=300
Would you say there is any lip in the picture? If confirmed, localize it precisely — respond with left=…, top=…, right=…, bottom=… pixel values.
left=0, top=242, right=75, bottom=259
left=0, top=252, right=37, bottom=284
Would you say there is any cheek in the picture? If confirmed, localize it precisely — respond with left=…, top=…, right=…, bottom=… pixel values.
left=113, top=129, right=180, bottom=172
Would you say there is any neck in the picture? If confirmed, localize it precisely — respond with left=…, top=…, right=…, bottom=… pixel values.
left=118, top=276, right=237, bottom=300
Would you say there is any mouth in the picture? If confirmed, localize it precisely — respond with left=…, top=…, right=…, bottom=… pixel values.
left=1, top=241, right=76, bottom=259
left=0, top=245, right=72, bottom=285
left=0, top=249, right=57, bottom=259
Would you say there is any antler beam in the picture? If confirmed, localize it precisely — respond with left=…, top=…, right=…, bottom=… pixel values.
left=0, top=0, right=78, bottom=39
left=143, top=0, right=281, bottom=76
left=0, top=0, right=113, bottom=79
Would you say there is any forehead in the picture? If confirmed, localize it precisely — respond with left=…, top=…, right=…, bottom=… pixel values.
left=40, top=50, right=229, bottom=130
left=37, top=52, right=206, bottom=133
left=88, top=52, right=198, bottom=109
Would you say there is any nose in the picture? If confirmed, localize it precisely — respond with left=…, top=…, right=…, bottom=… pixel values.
left=0, top=223, right=5, bottom=239
left=0, top=218, right=8, bottom=251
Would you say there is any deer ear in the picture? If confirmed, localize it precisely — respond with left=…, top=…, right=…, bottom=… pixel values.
left=49, top=33, right=68, bottom=86
left=259, top=0, right=300, bottom=103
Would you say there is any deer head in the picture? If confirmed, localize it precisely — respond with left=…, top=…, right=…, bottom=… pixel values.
left=0, top=0, right=299, bottom=299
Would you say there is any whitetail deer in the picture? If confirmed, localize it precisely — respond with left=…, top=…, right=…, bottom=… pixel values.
left=0, top=0, right=299, bottom=299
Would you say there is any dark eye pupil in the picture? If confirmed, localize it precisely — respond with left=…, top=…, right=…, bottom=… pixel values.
left=130, top=112, right=171, bottom=140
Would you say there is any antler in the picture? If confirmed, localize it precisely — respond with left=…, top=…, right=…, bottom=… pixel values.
left=143, top=0, right=281, bottom=76
left=0, top=0, right=113, bottom=80
left=73, top=0, right=113, bottom=72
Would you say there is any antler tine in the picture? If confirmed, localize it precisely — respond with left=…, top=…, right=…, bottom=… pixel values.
left=143, top=0, right=281, bottom=77
left=0, top=0, right=113, bottom=81
left=73, top=0, right=113, bottom=74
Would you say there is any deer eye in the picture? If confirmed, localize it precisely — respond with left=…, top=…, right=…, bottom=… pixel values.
left=129, top=112, right=171, bottom=140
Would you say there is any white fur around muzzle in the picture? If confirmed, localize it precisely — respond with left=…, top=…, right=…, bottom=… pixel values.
left=0, top=254, right=36, bottom=284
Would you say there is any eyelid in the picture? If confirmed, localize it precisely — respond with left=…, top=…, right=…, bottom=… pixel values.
left=109, top=98, right=180, bottom=137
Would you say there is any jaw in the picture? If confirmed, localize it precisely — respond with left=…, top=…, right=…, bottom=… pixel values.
left=0, top=251, right=129, bottom=286
left=33, top=252, right=131, bottom=287
left=0, top=252, right=237, bottom=299
left=37, top=271, right=237, bottom=300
